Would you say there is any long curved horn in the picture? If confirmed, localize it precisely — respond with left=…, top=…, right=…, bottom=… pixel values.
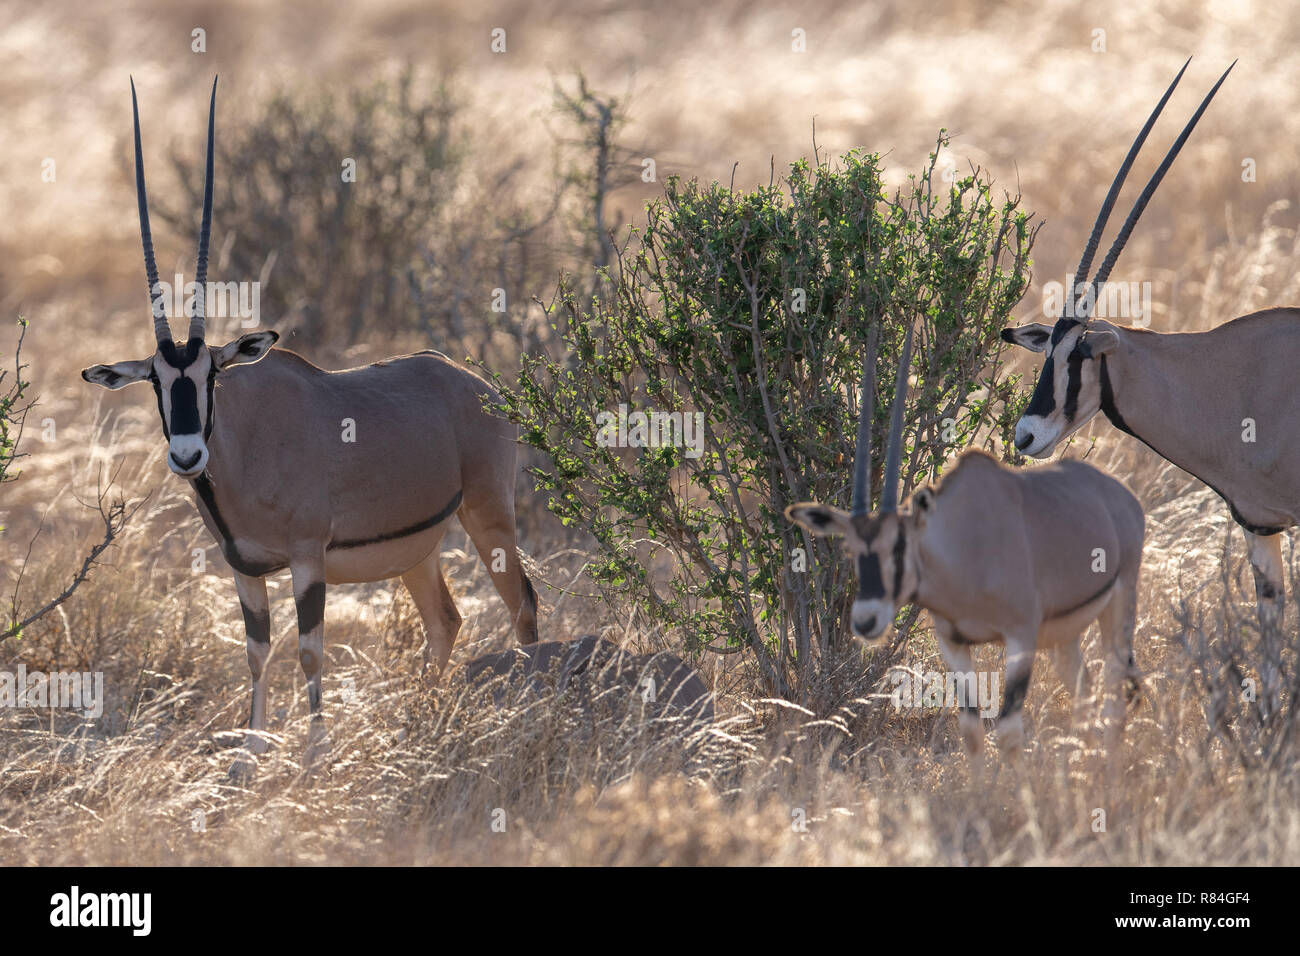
left=1080, top=60, right=1236, bottom=319
left=849, top=325, right=879, bottom=517
left=189, top=76, right=218, bottom=343
left=131, top=78, right=169, bottom=344
left=879, top=320, right=914, bottom=514
left=1069, top=56, right=1191, bottom=312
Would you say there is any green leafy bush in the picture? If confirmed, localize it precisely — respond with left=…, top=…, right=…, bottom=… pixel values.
left=489, top=136, right=1038, bottom=700
left=1, top=316, right=30, bottom=487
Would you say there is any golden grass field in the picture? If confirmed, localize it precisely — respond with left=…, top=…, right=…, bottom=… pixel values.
left=2, top=0, right=1299, bottom=865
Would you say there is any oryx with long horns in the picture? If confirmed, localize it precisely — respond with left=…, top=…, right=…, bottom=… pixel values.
left=786, top=322, right=1146, bottom=755
left=998, top=60, right=1300, bottom=716
left=82, top=78, right=540, bottom=776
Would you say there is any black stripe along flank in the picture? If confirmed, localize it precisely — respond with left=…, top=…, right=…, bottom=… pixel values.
left=329, top=490, right=463, bottom=550
left=192, top=480, right=463, bottom=575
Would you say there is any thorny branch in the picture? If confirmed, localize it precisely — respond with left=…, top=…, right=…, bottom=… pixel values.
left=2, top=469, right=140, bottom=646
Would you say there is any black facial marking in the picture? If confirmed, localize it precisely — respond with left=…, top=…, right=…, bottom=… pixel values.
left=204, top=364, right=217, bottom=440
left=1061, top=348, right=1085, bottom=421
left=329, top=490, right=464, bottom=550
left=891, top=524, right=907, bottom=601
left=1023, top=352, right=1057, bottom=417
left=169, top=375, right=202, bottom=435
left=152, top=338, right=210, bottom=440
left=999, top=673, right=1030, bottom=719
left=296, top=581, right=326, bottom=635
left=1050, top=319, right=1080, bottom=346
left=149, top=373, right=170, bottom=440
left=856, top=552, right=884, bottom=601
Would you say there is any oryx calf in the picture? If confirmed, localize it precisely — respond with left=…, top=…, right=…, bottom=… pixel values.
left=787, top=326, right=1146, bottom=755
left=82, top=79, right=539, bottom=774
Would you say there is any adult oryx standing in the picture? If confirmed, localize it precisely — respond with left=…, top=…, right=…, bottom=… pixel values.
left=999, top=60, right=1295, bottom=716
left=82, top=79, right=539, bottom=774
left=786, top=323, right=1146, bottom=756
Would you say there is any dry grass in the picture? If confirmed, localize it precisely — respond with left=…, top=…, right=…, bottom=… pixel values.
left=3, top=0, right=1300, bottom=864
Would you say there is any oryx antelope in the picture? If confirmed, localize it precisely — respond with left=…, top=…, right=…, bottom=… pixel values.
left=999, top=61, right=1298, bottom=714
left=786, top=323, right=1146, bottom=755
left=82, top=79, right=539, bottom=773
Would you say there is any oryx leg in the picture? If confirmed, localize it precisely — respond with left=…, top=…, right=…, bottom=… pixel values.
left=458, top=504, right=539, bottom=646
left=402, top=545, right=462, bottom=681
left=229, top=570, right=271, bottom=782
left=1050, top=636, right=1093, bottom=741
left=997, top=630, right=1037, bottom=757
left=1097, top=577, right=1141, bottom=751
left=290, top=555, right=329, bottom=767
left=934, top=620, right=984, bottom=756
left=1243, top=529, right=1285, bottom=721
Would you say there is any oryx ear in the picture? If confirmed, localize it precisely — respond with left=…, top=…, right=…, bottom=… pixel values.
left=1000, top=323, right=1052, bottom=353
left=81, top=358, right=154, bottom=390
left=1079, top=329, right=1119, bottom=358
left=909, top=486, right=936, bottom=526
left=785, top=502, right=855, bottom=537
left=214, top=330, right=279, bottom=369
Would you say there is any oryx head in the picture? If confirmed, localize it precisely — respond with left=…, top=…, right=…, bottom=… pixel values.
left=1002, top=58, right=1234, bottom=458
left=82, top=78, right=277, bottom=479
left=786, top=321, right=921, bottom=641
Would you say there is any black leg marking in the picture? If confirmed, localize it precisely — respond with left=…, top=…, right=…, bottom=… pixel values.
left=307, top=683, right=322, bottom=714
left=999, top=673, right=1030, bottom=720
left=520, top=569, right=539, bottom=641
left=296, top=581, right=326, bottom=635
left=1251, top=566, right=1278, bottom=600
left=240, top=602, right=271, bottom=644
